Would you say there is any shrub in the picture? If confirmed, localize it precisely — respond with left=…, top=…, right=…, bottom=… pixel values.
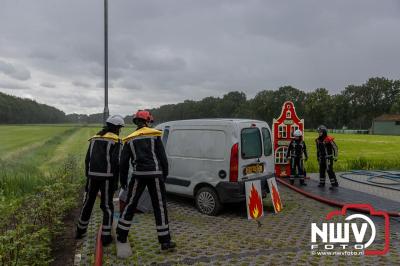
left=0, top=158, right=82, bottom=265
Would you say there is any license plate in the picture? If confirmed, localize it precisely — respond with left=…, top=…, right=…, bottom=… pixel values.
left=244, top=163, right=264, bottom=175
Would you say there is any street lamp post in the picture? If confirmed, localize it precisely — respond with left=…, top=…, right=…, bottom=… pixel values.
left=103, top=0, right=109, bottom=124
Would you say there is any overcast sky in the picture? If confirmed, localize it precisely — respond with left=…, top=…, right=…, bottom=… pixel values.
left=0, top=0, right=399, bottom=115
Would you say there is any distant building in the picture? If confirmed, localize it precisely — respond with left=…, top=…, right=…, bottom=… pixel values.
left=372, top=114, right=400, bottom=135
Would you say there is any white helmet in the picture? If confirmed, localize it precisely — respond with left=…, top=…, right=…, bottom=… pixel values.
left=294, top=129, right=303, bottom=137
left=106, top=115, right=125, bottom=127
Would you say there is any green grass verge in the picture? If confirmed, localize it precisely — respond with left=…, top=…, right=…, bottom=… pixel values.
left=0, top=125, right=98, bottom=265
left=0, top=168, right=81, bottom=265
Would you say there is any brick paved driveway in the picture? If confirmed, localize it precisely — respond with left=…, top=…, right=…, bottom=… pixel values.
left=75, top=185, right=400, bottom=266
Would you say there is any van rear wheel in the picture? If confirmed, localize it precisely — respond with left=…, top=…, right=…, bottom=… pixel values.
left=195, top=187, right=222, bottom=216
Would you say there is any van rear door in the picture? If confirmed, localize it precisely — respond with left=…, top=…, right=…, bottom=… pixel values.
left=238, top=123, right=265, bottom=181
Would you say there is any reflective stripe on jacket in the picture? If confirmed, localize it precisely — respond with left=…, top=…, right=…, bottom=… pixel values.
left=120, top=127, right=168, bottom=184
left=85, top=132, right=121, bottom=180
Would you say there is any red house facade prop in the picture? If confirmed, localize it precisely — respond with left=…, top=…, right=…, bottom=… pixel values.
left=272, top=101, right=304, bottom=177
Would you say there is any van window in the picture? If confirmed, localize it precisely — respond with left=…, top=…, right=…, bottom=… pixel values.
left=162, top=126, right=170, bottom=145
left=241, top=128, right=262, bottom=159
left=262, top=128, right=273, bottom=156
left=167, top=129, right=226, bottom=160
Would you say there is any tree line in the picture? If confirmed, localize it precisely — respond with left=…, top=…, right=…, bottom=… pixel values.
left=1, top=77, right=399, bottom=128
left=65, top=113, right=104, bottom=124
left=0, top=92, right=107, bottom=124
left=150, top=77, right=400, bottom=129
left=0, top=92, right=66, bottom=124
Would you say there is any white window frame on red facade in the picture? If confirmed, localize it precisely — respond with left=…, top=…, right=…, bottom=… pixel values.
left=278, top=124, right=287, bottom=138
left=275, top=146, right=288, bottom=164
left=290, top=124, right=300, bottom=138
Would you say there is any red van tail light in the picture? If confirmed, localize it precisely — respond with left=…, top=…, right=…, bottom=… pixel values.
left=230, top=143, right=239, bottom=182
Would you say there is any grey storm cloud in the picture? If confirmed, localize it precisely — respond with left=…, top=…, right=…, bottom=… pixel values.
left=0, top=0, right=400, bottom=115
left=124, top=50, right=187, bottom=72
left=72, top=81, right=91, bottom=88
left=29, top=50, right=58, bottom=61
left=119, top=79, right=142, bottom=91
left=0, top=60, right=31, bottom=81
left=40, top=82, right=56, bottom=88
left=0, top=81, right=30, bottom=90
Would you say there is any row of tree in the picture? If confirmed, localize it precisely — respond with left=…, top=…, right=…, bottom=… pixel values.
left=0, top=92, right=106, bottom=124
left=1, top=77, right=399, bottom=128
left=0, top=92, right=66, bottom=123
left=150, top=77, right=400, bottom=129
left=65, top=113, right=104, bottom=124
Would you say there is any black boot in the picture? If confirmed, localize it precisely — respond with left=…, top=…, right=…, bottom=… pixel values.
left=161, top=241, right=177, bottom=252
left=116, top=228, right=127, bottom=243
left=329, top=182, right=339, bottom=190
left=300, top=180, right=307, bottom=186
left=102, top=236, right=113, bottom=247
left=318, top=183, right=325, bottom=188
left=117, top=234, right=127, bottom=243
left=289, top=179, right=294, bottom=185
left=75, top=228, right=87, bottom=239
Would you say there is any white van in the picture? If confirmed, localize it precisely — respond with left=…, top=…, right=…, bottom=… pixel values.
left=156, top=119, right=274, bottom=215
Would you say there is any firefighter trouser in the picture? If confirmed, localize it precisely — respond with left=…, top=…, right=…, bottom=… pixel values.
left=117, top=177, right=171, bottom=244
left=319, top=157, right=338, bottom=185
left=290, top=157, right=305, bottom=183
left=77, top=178, right=114, bottom=241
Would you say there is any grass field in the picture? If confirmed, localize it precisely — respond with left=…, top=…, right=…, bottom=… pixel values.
left=303, top=132, right=400, bottom=172
left=0, top=124, right=137, bottom=200
left=0, top=125, right=93, bottom=197
left=0, top=125, right=73, bottom=159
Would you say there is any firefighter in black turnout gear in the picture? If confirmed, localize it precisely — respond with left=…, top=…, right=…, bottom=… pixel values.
left=316, top=125, right=339, bottom=189
left=286, top=129, right=308, bottom=186
left=76, top=115, right=124, bottom=246
left=116, top=110, right=176, bottom=252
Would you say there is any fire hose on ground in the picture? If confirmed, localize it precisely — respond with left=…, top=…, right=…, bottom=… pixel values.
left=340, top=170, right=400, bottom=191
left=276, top=177, right=400, bottom=217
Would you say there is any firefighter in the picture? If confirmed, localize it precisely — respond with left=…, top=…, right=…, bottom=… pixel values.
left=76, top=115, right=124, bottom=246
left=316, top=125, right=339, bottom=189
left=286, top=129, right=308, bottom=186
left=116, top=110, right=176, bottom=252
